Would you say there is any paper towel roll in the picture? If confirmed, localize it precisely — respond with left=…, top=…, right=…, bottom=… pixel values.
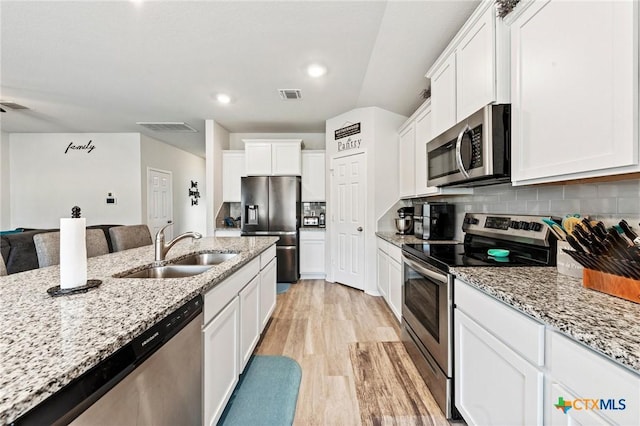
left=60, top=218, right=87, bottom=289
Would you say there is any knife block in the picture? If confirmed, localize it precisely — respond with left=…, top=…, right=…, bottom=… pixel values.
left=583, top=269, right=640, bottom=304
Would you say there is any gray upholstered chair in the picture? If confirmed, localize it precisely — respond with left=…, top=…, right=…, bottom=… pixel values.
left=0, top=255, right=7, bottom=276
left=109, top=225, right=153, bottom=252
left=33, top=229, right=110, bottom=268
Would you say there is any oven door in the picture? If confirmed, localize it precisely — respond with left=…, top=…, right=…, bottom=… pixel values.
left=402, top=252, right=452, bottom=375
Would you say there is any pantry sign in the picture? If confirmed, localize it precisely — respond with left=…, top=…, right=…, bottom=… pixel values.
left=335, top=123, right=362, bottom=152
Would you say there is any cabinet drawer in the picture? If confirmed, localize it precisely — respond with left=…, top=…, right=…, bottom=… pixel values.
left=260, top=245, right=276, bottom=269
left=204, top=258, right=260, bottom=325
left=455, top=279, right=544, bottom=366
left=548, top=330, right=640, bottom=426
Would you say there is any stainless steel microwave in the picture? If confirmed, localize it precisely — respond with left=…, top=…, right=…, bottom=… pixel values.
left=426, top=104, right=511, bottom=187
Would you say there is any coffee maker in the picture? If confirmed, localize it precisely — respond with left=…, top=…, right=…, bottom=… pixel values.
left=395, top=207, right=414, bottom=235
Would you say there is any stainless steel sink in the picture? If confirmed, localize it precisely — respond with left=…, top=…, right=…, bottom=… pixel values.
left=172, top=252, right=238, bottom=266
left=119, top=264, right=213, bottom=279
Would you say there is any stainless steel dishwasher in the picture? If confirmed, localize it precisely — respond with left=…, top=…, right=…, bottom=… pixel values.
left=16, top=296, right=203, bottom=426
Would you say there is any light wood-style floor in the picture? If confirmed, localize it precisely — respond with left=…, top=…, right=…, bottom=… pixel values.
left=255, top=280, right=450, bottom=426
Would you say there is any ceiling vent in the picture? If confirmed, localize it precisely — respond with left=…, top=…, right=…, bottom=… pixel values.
left=278, top=89, right=302, bottom=100
left=136, top=122, right=198, bottom=133
left=0, top=101, right=29, bottom=110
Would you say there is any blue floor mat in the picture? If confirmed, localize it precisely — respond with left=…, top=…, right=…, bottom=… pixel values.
left=276, top=283, right=291, bottom=294
left=218, top=355, right=302, bottom=426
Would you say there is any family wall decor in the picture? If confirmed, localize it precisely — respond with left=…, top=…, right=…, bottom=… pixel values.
left=64, top=140, right=96, bottom=154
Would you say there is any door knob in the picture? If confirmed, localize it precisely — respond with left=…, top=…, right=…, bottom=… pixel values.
left=357, top=227, right=363, bottom=232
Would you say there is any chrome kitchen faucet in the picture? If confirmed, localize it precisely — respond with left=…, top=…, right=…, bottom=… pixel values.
left=155, top=223, right=202, bottom=262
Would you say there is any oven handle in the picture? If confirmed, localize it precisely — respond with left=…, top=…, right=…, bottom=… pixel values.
left=402, top=254, right=448, bottom=284
left=455, top=124, right=471, bottom=178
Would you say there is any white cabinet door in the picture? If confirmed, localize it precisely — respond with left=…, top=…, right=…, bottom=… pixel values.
left=239, top=275, right=260, bottom=370
left=245, top=142, right=272, bottom=176
left=388, top=256, right=402, bottom=322
left=414, top=102, right=434, bottom=196
left=203, top=297, right=240, bottom=426
left=548, top=383, right=609, bottom=426
left=259, top=257, right=277, bottom=331
left=376, top=248, right=389, bottom=299
left=430, top=53, right=457, bottom=138
left=455, top=309, right=543, bottom=426
left=271, top=142, right=302, bottom=175
left=301, top=151, right=325, bottom=201
left=510, top=0, right=637, bottom=185
left=222, top=151, right=245, bottom=202
left=300, top=233, right=326, bottom=277
left=398, top=122, right=416, bottom=198
left=456, top=6, right=495, bottom=122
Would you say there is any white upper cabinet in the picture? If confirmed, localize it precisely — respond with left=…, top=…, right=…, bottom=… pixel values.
left=244, top=139, right=302, bottom=176
left=301, top=151, right=325, bottom=201
left=429, top=54, right=457, bottom=138
left=427, top=0, right=509, bottom=138
left=508, top=0, right=638, bottom=185
left=398, top=121, right=416, bottom=198
left=398, top=100, right=472, bottom=198
left=456, top=6, right=497, bottom=121
left=222, top=151, right=245, bottom=202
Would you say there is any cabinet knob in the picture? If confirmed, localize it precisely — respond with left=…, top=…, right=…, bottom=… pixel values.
left=357, top=227, right=363, bottom=232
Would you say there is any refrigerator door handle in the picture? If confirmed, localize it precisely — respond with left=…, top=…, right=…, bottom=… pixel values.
left=242, top=231, right=296, bottom=236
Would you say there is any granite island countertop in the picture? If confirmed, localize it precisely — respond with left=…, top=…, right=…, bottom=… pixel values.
left=452, top=266, right=640, bottom=375
left=0, top=236, right=278, bottom=424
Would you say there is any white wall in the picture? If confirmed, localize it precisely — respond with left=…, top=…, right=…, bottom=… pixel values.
left=9, top=133, right=142, bottom=228
left=229, top=132, right=325, bottom=150
left=206, top=120, right=230, bottom=236
left=140, top=134, right=207, bottom=236
left=0, top=131, right=10, bottom=229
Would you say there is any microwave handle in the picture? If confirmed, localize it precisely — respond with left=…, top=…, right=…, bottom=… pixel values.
left=455, top=124, right=471, bottom=178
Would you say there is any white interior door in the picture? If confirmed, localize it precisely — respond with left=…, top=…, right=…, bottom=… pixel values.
left=331, top=153, right=365, bottom=290
left=148, top=168, right=173, bottom=240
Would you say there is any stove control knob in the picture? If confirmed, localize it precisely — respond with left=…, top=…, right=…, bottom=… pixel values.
left=530, top=222, right=542, bottom=232
left=510, top=220, right=520, bottom=229
left=471, top=218, right=479, bottom=225
left=520, top=221, right=530, bottom=231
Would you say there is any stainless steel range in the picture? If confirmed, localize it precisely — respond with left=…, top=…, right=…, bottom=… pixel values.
left=401, top=213, right=557, bottom=419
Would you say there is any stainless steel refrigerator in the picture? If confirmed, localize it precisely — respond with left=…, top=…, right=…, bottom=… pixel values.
left=241, top=176, right=301, bottom=282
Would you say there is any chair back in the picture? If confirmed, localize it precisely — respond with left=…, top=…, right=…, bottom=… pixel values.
left=109, top=225, right=153, bottom=252
left=34, top=229, right=109, bottom=268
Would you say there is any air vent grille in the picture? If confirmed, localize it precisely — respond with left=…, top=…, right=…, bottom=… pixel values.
left=278, top=89, right=302, bottom=100
left=0, top=102, right=29, bottom=110
left=136, top=122, right=198, bottom=133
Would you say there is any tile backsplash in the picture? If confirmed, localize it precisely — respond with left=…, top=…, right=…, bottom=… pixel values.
left=415, top=179, right=640, bottom=240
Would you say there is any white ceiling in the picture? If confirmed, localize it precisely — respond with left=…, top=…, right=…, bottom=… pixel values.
left=0, top=0, right=478, bottom=158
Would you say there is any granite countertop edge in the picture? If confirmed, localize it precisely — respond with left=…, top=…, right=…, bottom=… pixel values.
left=0, top=236, right=278, bottom=424
left=375, top=231, right=459, bottom=247
left=451, top=266, right=640, bottom=375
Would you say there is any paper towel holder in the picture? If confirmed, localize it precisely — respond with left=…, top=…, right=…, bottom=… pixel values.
left=47, top=279, right=102, bottom=297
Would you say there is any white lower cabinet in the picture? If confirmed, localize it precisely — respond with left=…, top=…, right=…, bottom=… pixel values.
left=546, top=330, right=639, bottom=426
left=203, top=297, right=239, bottom=426
left=300, top=230, right=325, bottom=279
left=376, top=237, right=402, bottom=322
left=455, top=309, right=543, bottom=426
left=202, top=245, right=277, bottom=426
left=259, top=247, right=277, bottom=331
left=239, top=276, right=260, bottom=370
left=455, top=278, right=640, bottom=425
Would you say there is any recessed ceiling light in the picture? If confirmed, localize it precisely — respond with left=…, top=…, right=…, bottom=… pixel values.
left=307, top=63, right=327, bottom=78
left=217, top=94, right=231, bottom=104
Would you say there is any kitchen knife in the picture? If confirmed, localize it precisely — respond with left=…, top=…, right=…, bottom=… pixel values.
left=572, top=226, right=594, bottom=254
left=594, top=221, right=608, bottom=240
left=565, top=234, right=585, bottom=253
